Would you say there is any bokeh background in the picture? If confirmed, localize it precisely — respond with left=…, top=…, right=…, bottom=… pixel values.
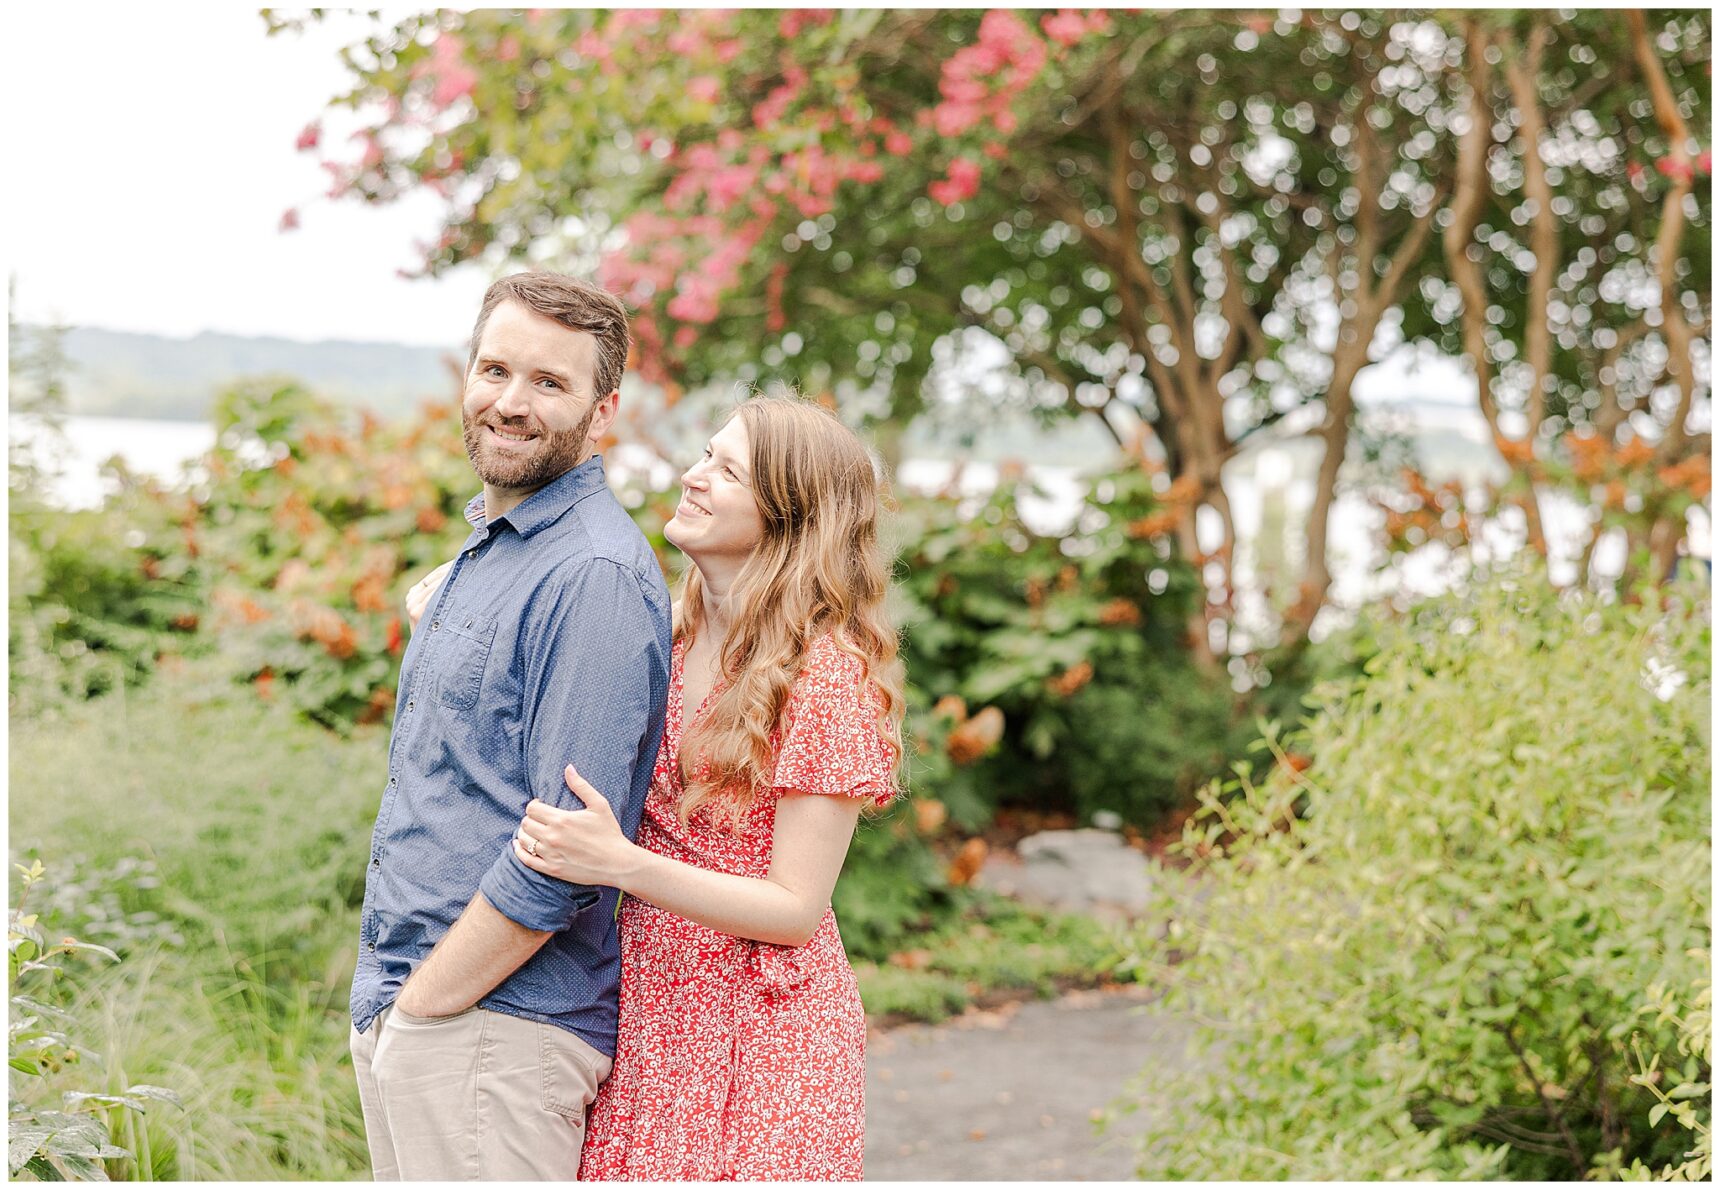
left=7, top=7, right=1711, bottom=1182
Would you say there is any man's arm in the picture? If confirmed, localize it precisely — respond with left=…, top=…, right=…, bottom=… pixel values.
left=395, top=892, right=550, bottom=1017
left=475, top=557, right=664, bottom=932
left=397, top=556, right=665, bottom=1016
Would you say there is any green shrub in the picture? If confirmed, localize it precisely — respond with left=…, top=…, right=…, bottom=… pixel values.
left=1120, top=568, right=1711, bottom=1179
left=10, top=665, right=378, bottom=1178
left=854, top=896, right=1131, bottom=1023
left=9, top=861, right=183, bottom=1181
left=894, top=463, right=1233, bottom=829
left=1621, top=962, right=1712, bottom=1182
left=832, top=798, right=958, bottom=964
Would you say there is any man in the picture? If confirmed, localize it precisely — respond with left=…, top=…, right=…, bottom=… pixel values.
left=348, top=272, right=671, bottom=1180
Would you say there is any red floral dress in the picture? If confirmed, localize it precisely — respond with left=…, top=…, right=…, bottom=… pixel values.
left=578, top=633, right=896, bottom=1181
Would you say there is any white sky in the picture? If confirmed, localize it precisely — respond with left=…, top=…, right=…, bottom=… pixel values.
left=0, top=3, right=1476, bottom=413
left=2, top=6, right=492, bottom=348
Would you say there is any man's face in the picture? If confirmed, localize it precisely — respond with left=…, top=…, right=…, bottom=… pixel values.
left=461, top=300, right=614, bottom=494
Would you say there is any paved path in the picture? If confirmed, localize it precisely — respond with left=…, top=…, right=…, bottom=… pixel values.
left=863, top=986, right=1192, bottom=1181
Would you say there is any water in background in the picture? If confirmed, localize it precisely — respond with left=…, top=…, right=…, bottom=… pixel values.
left=11, top=413, right=1706, bottom=647
left=11, top=414, right=216, bottom=509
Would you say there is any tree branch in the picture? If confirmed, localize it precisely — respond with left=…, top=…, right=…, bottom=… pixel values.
left=1504, top=19, right=1556, bottom=438
left=1444, top=21, right=1503, bottom=437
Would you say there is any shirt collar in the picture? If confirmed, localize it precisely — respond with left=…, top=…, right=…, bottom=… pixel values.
left=462, top=454, right=609, bottom=540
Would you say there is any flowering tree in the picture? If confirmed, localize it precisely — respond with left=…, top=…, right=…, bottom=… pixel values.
left=285, top=8, right=1709, bottom=655
left=1409, top=10, right=1711, bottom=589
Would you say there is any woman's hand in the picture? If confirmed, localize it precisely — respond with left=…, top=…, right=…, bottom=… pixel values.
left=405, top=560, right=455, bottom=629
left=512, top=765, right=640, bottom=889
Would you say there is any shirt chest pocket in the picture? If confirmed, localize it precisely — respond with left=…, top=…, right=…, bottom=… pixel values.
left=435, top=613, right=500, bottom=711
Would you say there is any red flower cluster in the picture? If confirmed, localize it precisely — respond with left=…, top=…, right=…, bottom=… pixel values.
left=1040, top=9, right=1112, bottom=49
left=929, top=156, right=982, bottom=206
left=416, top=34, right=478, bottom=111
left=927, top=11, right=1048, bottom=138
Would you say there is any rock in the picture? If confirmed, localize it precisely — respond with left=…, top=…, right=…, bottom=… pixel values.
left=975, top=828, right=1154, bottom=917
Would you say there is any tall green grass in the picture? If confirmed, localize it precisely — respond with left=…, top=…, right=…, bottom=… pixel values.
left=10, top=663, right=379, bottom=1179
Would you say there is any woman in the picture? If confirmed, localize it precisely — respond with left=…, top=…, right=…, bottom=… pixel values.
left=413, top=395, right=903, bottom=1179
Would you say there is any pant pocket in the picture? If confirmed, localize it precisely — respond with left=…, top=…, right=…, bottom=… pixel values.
left=389, top=1004, right=480, bottom=1029
left=537, top=1023, right=609, bottom=1119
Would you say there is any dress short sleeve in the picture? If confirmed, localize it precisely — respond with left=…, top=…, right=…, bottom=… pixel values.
left=770, top=636, right=898, bottom=807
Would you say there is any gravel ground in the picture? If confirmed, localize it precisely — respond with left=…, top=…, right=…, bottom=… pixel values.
left=863, top=985, right=1193, bottom=1181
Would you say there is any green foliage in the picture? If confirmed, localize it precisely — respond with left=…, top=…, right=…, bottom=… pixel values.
left=896, top=465, right=1232, bottom=826
left=9, top=666, right=380, bottom=1177
left=1621, top=963, right=1712, bottom=1182
left=854, top=896, right=1131, bottom=1024
left=832, top=799, right=958, bottom=964
left=9, top=861, right=182, bottom=1182
left=1118, top=567, right=1711, bottom=1179
left=9, top=494, right=204, bottom=714
left=17, top=381, right=1250, bottom=838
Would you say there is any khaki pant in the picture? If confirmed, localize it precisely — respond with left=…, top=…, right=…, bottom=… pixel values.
left=349, top=1005, right=612, bottom=1181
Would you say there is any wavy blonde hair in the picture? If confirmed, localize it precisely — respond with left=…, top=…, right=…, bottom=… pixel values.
left=673, top=395, right=904, bottom=829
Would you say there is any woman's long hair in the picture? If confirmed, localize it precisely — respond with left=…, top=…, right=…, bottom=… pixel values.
left=673, top=395, right=904, bottom=829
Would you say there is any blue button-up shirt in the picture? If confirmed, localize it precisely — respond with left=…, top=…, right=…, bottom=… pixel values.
left=350, top=456, right=671, bottom=1058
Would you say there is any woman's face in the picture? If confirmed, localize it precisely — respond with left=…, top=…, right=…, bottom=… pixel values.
left=665, top=416, right=767, bottom=565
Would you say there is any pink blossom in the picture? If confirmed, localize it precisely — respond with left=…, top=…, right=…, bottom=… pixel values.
left=1699, top=150, right=1713, bottom=176
left=978, top=9, right=1034, bottom=54
left=752, top=83, right=798, bottom=129
left=279, top=208, right=301, bottom=232
left=707, top=164, right=759, bottom=211
left=848, top=160, right=885, bottom=184
left=351, top=130, right=384, bottom=170
left=1656, top=154, right=1695, bottom=183
left=712, top=38, right=744, bottom=64
left=994, top=108, right=1019, bottom=135
left=609, top=10, right=660, bottom=33
left=885, top=130, right=913, bottom=155
left=940, top=78, right=989, bottom=105
left=667, top=276, right=720, bottom=324
left=574, top=29, right=611, bottom=63
left=496, top=35, right=521, bottom=62
left=934, top=102, right=983, bottom=137
left=424, top=34, right=478, bottom=109
left=765, top=261, right=789, bottom=333
left=779, top=9, right=833, bottom=39
left=295, top=121, right=320, bottom=152
left=1041, top=10, right=1111, bottom=48
left=1041, top=11, right=1088, bottom=47
left=688, top=76, right=723, bottom=105
left=320, top=160, right=351, bottom=198
left=929, top=157, right=982, bottom=206
left=673, top=326, right=699, bottom=349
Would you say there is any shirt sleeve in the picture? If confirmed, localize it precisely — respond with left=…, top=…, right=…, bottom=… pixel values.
left=769, top=637, right=898, bottom=807
left=479, top=557, right=668, bottom=932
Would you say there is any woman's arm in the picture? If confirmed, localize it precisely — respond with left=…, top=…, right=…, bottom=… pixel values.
left=514, top=765, right=863, bottom=947
left=405, top=559, right=456, bottom=628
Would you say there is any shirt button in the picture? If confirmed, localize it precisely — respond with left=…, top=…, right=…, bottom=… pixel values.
left=466, top=550, right=476, bottom=559
left=407, top=701, right=415, bottom=712
left=431, top=621, right=440, bottom=631
left=368, top=941, right=376, bottom=952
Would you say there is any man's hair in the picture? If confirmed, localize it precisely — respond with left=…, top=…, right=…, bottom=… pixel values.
left=466, top=272, right=631, bottom=398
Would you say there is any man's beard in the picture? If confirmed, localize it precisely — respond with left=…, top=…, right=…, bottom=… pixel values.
left=462, top=402, right=597, bottom=492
